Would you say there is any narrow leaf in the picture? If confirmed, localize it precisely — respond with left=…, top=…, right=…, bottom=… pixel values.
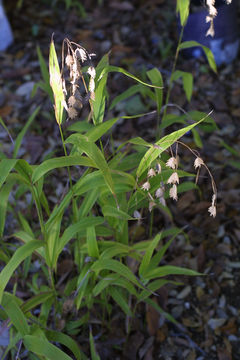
left=0, top=240, right=43, bottom=303
left=23, top=335, right=73, bottom=360
left=32, top=155, right=96, bottom=184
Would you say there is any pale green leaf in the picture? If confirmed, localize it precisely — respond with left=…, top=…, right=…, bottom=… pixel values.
left=179, top=41, right=217, bottom=73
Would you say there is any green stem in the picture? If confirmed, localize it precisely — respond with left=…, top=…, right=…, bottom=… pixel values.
left=58, top=124, right=81, bottom=266
left=31, top=185, right=46, bottom=240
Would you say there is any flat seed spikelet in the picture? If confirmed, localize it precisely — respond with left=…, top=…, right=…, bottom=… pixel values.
left=141, top=181, right=150, bottom=191
left=167, top=172, right=179, bottom=184
left=87, top=66, right=96, bottom=78
left=65, top=54, right=74, bottom=67
left=166, top=157, right=178, bottom=169
left=208, top=205, right=216, bottom=217
left=148, top=168, right=156, bottom=178
left=194, top=157, right=204, bottom=169
left=169, top=184, right=178, bottom=201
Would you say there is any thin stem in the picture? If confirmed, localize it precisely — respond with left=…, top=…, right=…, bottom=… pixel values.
left=31, top=185, right=46, bottom=240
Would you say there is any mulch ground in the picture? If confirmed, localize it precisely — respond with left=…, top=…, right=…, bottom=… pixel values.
left=0, top=0, right=240, bottom=359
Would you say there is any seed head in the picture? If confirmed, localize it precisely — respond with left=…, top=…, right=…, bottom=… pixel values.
left=167, top=172, right=179, bottom=185
left=76, top=48, right=87, bottom=62
left=89, top=77, right=95, bottom=93
left=87, top=66, right=96, bottom=78
left=148, top=168, right=156, bottom=178
left=166, top=157, right=178, bottom=169
left=194, top=157, right=204, bottom=169
left=65, top=54, right=74, bottom=67
left=141, top=181, right=150, bottom=191
left=208, top=205, right=216, bottom=218
left=169, top=184, right=178, bottom=201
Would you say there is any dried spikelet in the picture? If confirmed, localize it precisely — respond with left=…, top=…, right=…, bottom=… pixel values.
left=147, top=168, right=156, bottom=178
left=167, top=172, right=179, bottom=185
left=141, top=181, right=150, bottom=191
left=208, top=205, right=216, bottom=217
left=67, top=107, right=78, bottom=119
left=75, top=48, right=87, bottom=62
left=166, top=157, right=178, bottom=169
left=194, top=157, right=204, bottom=169
left=89, top=77, right=95, bottom=93
left=87, top=66, right=96, bottom=78
left=65, top=54, right=74, bottom=67
left=169, top=184, right=178, bottom=201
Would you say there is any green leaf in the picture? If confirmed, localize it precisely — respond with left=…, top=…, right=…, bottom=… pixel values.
left=102, top=205, right=134, bottom=220
left=0, top=116, right=14, bottom=145
left=14, top=159, right=33, bottom=184
left=176, top=0, right=190, bottom=26
left=0, top=159, right=17, bottom=190
left=192, top=128, right=203, bottom=148
left=79, top=187, right=99, bottom=217
left=93, top=274, right=137, bottom=297
left=14, top=230, right=45, bottom=258
left=65, top=134, right=115, bottom=196
left=2, top=292, right=29, bottom=336
left=23, top=335, right=73, bottom=360
left=31, top=155, right=96, bottom=184
left=92, top=73, right=108, bottom=124
left=110, top=84, right=143, bottom=110
left=139, top=233, right=161, bottom=277
left=46, top=211, right=63, bottom=269
left=45, top=191, right=72, bottom=230
left=87, top=226, right=99, bottom=258
left=91, top=259, right=141, bottom=287
left=0, top=182, right=14, bottom=237
left=138, top=279, right=172, bottom=302
left=179, top=41, right=217, bottom=73
left=0, top=240, right=43, bottom=303
left=58, top=217, right=104, bottom=256
left=87, top=117, right=119, bottom=141
left=145, top=265, right=201, bottom=281
left=46, top=330, right=84, bottom=360
left=99, top=242, right=132, bottom=261
left=13, top=106, right=40, bottom=158
left=49, top=37, right=65, bottom=125
left=136, top=114, right=210, bottom=178
left=36, top=45, right=53, bottom=101
left=171, top=70, right=193, bottom=102
left=147, top=68, right=163, bottom=114
left=89, top=329, right=100, bottom=360
left=99, top=65, right=163, bottom=89
left=21, top=292, right=54, bottom=314
left=109, top=286, right=133, bottom=316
